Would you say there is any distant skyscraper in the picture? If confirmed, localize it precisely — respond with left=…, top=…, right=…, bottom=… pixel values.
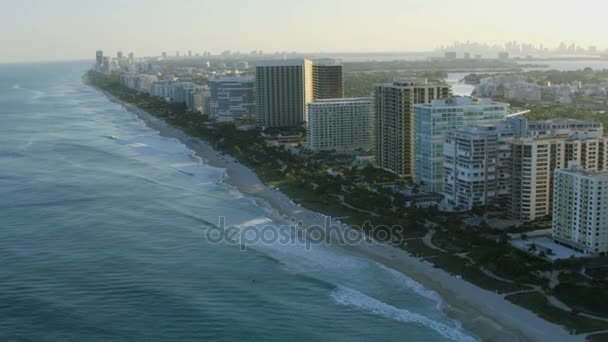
left=117, top=51, right=123, bottom=59
left=162, top=52, right=167, bottom=59
left=128, top=52, right=134, bottom=63
left=176, top=51, right=180, bottom=57
left=255, top=59, right=313, bottom=128
left=102, top=56, right=112, bottom=73
left=210, top=76, right=256, bottom=122
left=374, top=80, right=450, bottom=178
left=188, top=50, right=192, bottom=57
left=312, top=59, right=343, bottom=99
left=95, top=50, right=103, bottom=67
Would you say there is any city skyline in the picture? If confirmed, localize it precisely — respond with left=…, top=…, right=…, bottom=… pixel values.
left=2, top=0, right=608, bottom=64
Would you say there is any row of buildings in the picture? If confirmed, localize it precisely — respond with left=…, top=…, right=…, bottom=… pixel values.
left=97, top=51, right=608, bottom=255
left=474, top=74, right=542, bottom=102
left=442, top=118, right=608, bottom=218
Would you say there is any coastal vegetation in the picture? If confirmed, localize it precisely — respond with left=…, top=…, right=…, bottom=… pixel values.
left=88, top=71, right=608, bottom=336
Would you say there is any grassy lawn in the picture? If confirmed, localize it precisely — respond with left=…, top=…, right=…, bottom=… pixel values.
left=506, top=292, right=608, bottom=334
left=553, top=283, right=608, bottom=318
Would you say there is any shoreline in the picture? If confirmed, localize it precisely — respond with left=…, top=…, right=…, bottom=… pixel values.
left=91, top=85, right=583, bottom=342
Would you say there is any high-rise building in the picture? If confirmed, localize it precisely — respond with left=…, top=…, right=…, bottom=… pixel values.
left=306, top=98, right=373, bottom=153
left=162, top=52, right=167, bottom=59
left=444, top=125, right=500, bottom=209
left=414, top=97, right=508, bottom=192
left=553, top=167, right=608, bottom=255
left=102, top=56, right=112, bottom=73
left=509, top=135, right=608, bottom=221
left=374, top=80, right=450, bottom=178
left=255, top=59, right=313, bottom=128
left=169, top=82, right=194, bottom=104
left=95, top=50, right=103, bottom=67
left=186, top=86, right=210, bottom=113
left=117, top=51, right=123, bottom=59
left=210, top=76, right=256, bottom=122
left=312, top=59, right=343, bottom=99
left=442, top=118, right=608, bottom=218
left=128, top=52, right=134, bottom=63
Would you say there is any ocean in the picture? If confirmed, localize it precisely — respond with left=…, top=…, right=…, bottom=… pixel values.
left=0, top=61, right=477, bottom=341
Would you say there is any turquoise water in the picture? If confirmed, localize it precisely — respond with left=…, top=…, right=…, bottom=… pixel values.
left=0, top=62, right=477, bottom=341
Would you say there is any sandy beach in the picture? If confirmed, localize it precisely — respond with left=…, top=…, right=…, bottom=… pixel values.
left=96, top=87, right=583, bottom=342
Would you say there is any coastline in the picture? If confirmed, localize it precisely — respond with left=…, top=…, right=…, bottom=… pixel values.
left=92, top=86, right=583, bottom=342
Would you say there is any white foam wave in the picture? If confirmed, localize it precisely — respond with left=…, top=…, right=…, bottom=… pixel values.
left=332, top=287, right=478, bottom=342
left=128, top=143, right=148, bottom=148
left=377, top=263, right=444, bottom=309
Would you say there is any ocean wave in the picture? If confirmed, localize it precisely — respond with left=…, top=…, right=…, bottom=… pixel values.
left=331, top=287, right=478, bottom=342
left=127, top=143, right=148, bottom=148
left=376, top=263, right=444, bottom=310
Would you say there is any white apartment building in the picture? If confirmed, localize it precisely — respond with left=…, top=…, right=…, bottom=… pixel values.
left=414, top=97, right=508, bottom=192
left=444, top=125, right=500, bottom=210
left=553, top=167, right=608, bottom=255
left=306, top=98, right=373, bottom=153
left=186, top=86, right=210, bottom=113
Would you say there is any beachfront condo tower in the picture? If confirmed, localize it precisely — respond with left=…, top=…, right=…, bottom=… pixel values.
left=210, top=76, right=255, bottom=122
left=306, top=97, right=373, bottom=153
left=553, top=166, right=608, bottom=255
left=414, top=97, right=508, bottom=192
left=312, top=59, right=343, bottom=100
left=255, top=59, right=313, bottom=128
left=95, top=50, right=103, bottom=68
left=374, top=80, right=450, bottom=178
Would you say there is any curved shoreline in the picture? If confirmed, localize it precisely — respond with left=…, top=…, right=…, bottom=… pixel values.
left=91, top=85, right=582, bottom=342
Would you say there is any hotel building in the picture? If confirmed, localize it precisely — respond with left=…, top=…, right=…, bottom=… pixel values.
left=255, top=59, right=313, bottom=128
left=312, top=59, right=343, bottom=100
left=306, top=98, right=373, bottom=153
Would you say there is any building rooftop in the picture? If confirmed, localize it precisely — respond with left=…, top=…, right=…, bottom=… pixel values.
left=528, top=118, right=602, bottom=127
left=211, top=76, right=254, bottom=83
left=312, top=58, right=342, bottom=66
left=414, top=96, right=506, bottom=108
left=255, top=59, right=310, bottom=67
left=310, top=97, right=372, bottom=104
left=374, top=78, right=448, bottom=88
left=557, top=167, right=608, bottom=180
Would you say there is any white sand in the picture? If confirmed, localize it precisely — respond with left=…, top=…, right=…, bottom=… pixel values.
left=99, top=88, right=583, bottom=342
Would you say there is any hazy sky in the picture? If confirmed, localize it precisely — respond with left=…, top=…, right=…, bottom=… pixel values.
left=1, top=0, right=606, bottom=63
